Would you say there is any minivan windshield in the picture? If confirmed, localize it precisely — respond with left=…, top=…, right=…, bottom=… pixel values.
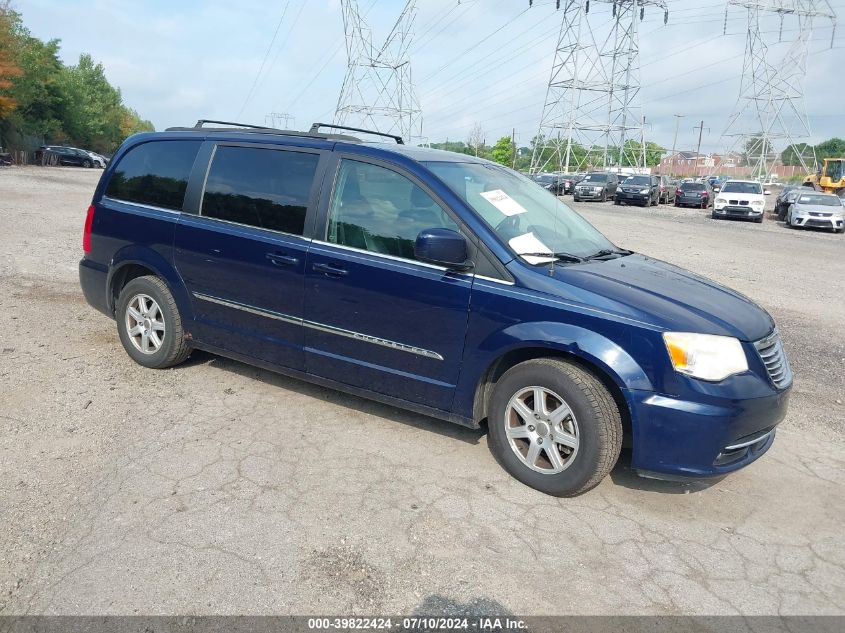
left=424, top=161, right=616, bottom=262
left=721, top=181, right=763, bottom=194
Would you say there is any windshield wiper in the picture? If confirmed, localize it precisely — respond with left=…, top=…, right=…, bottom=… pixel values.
left=519, top=252, right=585, bottom=263
left=585, top=248, right=632, bottom=261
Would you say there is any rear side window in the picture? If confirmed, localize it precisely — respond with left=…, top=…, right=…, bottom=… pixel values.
left=106, top=140, right=201, bottom=210
left=201, top=146, right=319, bottom=236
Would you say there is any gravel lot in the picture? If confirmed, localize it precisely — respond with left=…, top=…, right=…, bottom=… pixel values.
left=1, top=166, right=843, bottom=616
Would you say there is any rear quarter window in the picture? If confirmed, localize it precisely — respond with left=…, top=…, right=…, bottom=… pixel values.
left=105, top=140, right=201, bottom=210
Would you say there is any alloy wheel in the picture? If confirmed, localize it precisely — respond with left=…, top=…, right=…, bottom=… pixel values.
left=504, top=386, right=579, bottom=474
left=124, top=293, right=165, bottom=354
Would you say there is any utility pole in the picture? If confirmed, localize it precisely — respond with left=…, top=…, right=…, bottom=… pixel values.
left=641, top=115, right=647, bottom=172
left=669, top=114, right=684, bottom=177
left=511, top=128, right=517, bottom=169
left=693, top=120, right=709, bottom=177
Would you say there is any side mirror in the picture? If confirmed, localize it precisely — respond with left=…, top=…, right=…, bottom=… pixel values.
left=414, top=228, right=472, bottom=270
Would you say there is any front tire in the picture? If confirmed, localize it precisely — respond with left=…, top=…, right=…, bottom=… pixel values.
left=487, top=359, right=622, bottom=497
left=116, top=275, right=191, bottom=369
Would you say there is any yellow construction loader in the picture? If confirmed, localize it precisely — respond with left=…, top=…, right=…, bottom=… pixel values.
left=804, top=158, right=845, bottom=195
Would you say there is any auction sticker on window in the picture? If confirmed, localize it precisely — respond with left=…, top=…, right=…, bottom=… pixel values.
left=480, top=189, right=528, bottom=216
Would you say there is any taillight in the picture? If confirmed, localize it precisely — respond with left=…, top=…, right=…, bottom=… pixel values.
left=82, top=204, right=95, bottom=253
left=699, top=191, right=707, bottom=197
left=676, top=189, right=683, bottom=196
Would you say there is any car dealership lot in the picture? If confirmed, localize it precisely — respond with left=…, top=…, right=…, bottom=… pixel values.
left=1, top=167, right=843, bottom=615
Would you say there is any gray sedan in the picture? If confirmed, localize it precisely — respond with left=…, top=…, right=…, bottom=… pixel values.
left=785, top=192, right=845, bottom=233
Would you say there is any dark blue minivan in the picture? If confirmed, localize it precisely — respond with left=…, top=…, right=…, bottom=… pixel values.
left=79, top=121, right=792, bottom=496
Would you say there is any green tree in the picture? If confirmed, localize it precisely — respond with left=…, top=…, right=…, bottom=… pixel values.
left=0, top=6, right=153, bottom=153
left=741, top=135, right=774, bottom=167
left=815, top=137, right=845, bottom=161
left=1, top=6, right=67, bottom=141
left=490, top=135, right=514, bottom=166
left=781, top=143, right=814, bottom=167
left=0, top=2, right=22, bottom=119
left=619, top=140, right=665, bottom=167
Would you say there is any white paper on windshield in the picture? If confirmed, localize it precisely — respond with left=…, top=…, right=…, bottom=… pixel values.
left=509, top=232, right=556, bottom=265
left=480, top=189, right=528, bottom=216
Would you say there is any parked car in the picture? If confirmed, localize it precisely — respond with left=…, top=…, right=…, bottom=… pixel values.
left=79, top=120, right=792, bottom=496
left=43, top=145, right=97, bottom=168
left=713, top=180, right=765, bottom=222
left=81, top=149, right=108, bottom=168
left=558, top=173, right=580, bottom=194
left=533, top=173, right=567, bottom=195
left=675, top=181, right=712, bottom=208
left=774, top=185, right=813, bottom=221
left=657, top=175, right=676, bottom=204
left=784, top=191, right=845, bottom=233
left=615, top=174, right=660, bottom=206
left=573, top=172, right=618, bottom=202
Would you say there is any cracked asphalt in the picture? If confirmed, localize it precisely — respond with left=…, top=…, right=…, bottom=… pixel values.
left=1, top=167, right=843, bottom=615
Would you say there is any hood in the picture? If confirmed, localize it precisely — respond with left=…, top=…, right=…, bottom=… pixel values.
left=794, top=203, right=844, bottom=216
left=524, top=254, right=774, bottom=341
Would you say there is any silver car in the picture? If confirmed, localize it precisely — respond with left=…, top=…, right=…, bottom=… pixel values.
left=785, top=192, right=845, bottom=233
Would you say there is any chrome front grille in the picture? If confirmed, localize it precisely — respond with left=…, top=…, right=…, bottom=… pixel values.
left=754, top=331, right=792, bottom=389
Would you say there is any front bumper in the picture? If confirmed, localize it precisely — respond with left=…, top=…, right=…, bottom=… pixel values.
left=713, top=204, right=764, bottom=219
left=627, top=386, right=790, bottom=478
left=616, top=191, right=651, bottom=205
left=790, top=213, right=844, bottom=230
left=574, top=188, right=606, bottom=200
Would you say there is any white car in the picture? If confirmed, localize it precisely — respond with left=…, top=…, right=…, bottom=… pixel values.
left=712, top=180, right=766, bottom=223
left=785, top=191, right=845, bottom=233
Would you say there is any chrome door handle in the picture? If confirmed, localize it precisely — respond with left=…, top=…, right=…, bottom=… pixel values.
left=313, top=262, right=348, bottom=277
left=266, top=252, right=299, bottom=267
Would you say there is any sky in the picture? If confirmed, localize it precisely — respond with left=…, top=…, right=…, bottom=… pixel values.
left=14, top=0, right=845, bottom=155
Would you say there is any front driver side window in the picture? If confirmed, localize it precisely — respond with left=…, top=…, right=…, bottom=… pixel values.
left=327, top=159, right=460, bottom=261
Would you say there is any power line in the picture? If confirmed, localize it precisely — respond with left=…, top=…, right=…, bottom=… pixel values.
left=237, top=1, right=291, bottom=117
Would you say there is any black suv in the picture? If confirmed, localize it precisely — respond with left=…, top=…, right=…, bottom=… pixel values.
left=615, top=175, right=660, bottom=207
left=573, top=172, right=618, bottom=202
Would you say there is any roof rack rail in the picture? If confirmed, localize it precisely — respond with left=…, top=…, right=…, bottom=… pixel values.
left=193, top=119, right=271, bottom=130
left=309, top=123, right=404, bottom=145
left=164, top=119, right=364, bottom=143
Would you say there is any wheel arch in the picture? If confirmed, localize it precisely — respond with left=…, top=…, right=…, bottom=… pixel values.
left=468, top=326, right=653, bottom=443
left=107, top=246, right=192, bottom=320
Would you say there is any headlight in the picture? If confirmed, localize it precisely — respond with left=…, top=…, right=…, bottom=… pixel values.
left=663, top=332, right=748, bottom=381
left=751, top=200, right=764, bottom=207
left=715, top=197, right=726, bottom=204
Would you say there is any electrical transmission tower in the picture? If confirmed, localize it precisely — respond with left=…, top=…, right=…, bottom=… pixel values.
left=335, top=0, right=423, bottom=144
left=721, top=1, right=836, bottom=181
left=529, top=0, right=668, bottom=174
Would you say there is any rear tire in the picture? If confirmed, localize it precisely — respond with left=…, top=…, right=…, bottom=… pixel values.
left=116, top=275, right=191, bottom=369
left=83, top=160, right=92, bottom=168
left=487, top=359, right=622, bottom=497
